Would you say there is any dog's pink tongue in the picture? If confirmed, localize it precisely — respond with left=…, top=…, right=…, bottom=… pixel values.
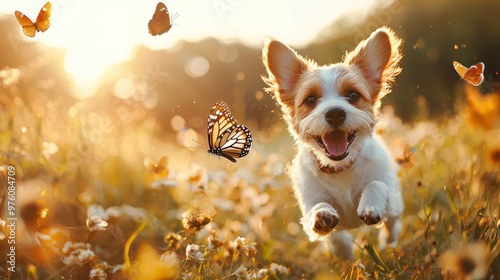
left=322, top=131, right=348, bottom=157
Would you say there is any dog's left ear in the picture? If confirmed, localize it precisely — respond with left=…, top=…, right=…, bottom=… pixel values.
left=345, top=27, right=402, bottom=100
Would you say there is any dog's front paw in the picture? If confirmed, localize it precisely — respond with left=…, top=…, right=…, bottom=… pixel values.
left=357, top=182, right=389, bottom=225
left=301, top=203, right=339, bottom=241
left=313, top=209, right=339, bottom=235
left=358, top=205, right=383, bottom=225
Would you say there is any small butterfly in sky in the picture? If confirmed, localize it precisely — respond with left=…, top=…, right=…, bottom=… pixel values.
left=207, top=101, right=252, bottom=163
left=144, top=156, right=169, bottom=177
left=148, top=2, right=178, bottom=36
left=14, top=2, right=51, bottom=38
left=453, top=61, right=485, bottom=86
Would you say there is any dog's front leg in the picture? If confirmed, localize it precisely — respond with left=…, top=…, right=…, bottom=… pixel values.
left=301, top=202, right=339, bottom=241
left=293, top=177, right=339, bottom=241
left=292, top=150, right=340, bottom=241
left=357, top=180, right=390, bottom=225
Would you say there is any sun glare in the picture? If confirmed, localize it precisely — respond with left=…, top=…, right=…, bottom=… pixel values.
left=1, top=0, right=390, bottom=99
left=63, top=51, right=107, bottom=98
left=52, top=0, right=147, bottom=98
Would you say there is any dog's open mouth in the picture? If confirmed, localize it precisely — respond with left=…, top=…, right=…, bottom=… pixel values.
left=315, top=130, right=357, bottom=161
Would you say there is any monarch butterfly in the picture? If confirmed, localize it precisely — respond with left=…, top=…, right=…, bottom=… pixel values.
left=207, top=101, right=252, bottom=162
left=148, top=2, right=178, bottom=36
left=14, top=2, right=51, bottom=38
left=453, top=61, right=485, bottom=86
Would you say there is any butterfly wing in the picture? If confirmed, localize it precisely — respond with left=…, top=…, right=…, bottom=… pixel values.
left=219, top=124, right=252, bottom=159
left=148, top=2, right=172, bottom=36
left=453, top=61, right=468, bottom=78
left=207, top=101, right=252, bottom=162
left=14, top=11, right=36, bottom=37
left=208, top=101, right=236, bottom=148
left=454, top=61, right=485, bottom=86
left=463, top=62, right=484, bottom=86
left=35, top=2, right=52, bottom=33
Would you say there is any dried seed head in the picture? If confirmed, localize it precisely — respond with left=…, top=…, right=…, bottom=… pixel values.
left=181, top=211, right=212, bottom=233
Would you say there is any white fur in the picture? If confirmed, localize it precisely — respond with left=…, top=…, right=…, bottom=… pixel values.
left=290, top=135, right=403, bottom=259
left=262, top=27, right=404, bottom=259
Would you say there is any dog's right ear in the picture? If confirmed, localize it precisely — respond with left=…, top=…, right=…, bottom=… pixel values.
left=262, top=37, right=310, bottom=107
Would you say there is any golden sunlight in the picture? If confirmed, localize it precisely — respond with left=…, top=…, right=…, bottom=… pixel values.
left=1, top=0, right=385, bottom=98
left=55, top=0, right=146, bottom=98
left=2, top=0, right=500, bottom=278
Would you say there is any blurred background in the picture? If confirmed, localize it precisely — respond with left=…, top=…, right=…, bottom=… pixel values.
left=1, top=0, right=500, bottom=279
left=1, top=0, right=499, bottom=138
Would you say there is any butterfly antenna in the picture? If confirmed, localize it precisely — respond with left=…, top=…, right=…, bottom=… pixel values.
left=189, top=138, right=207, bottom=150
left=171, top=12, right=179, bottom=24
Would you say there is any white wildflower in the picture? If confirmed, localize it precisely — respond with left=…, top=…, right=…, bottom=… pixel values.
left=61, top=241, right=95, bottom=265
left=89, top=268, right=106, bottom=280
left=120, top=204, right=148, bottom=222
left=87, top=205, right=107, bottom=219
left=86, top=215, right=108, bottom=232
left=87, top=205, right=122, bottom=221
left=185, top=244, right=204, bottom=262
left=231, top=265, right=252, bottom=280
left=254, top=268, right=268, bottom=279
left=269, top=263, right=289, bottom=275
left=103, top=206, right=122, bottom=220
left=230, top=236, right=256, bottom=255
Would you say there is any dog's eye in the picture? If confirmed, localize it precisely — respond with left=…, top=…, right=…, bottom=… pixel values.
left=346, top=91, right=360, bottom=103
left=304, top=96, right=318, bottom=107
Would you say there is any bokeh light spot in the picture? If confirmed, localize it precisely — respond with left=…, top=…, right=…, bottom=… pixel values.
left=287, top=222, right=300, bottom=235
left=255, top=91, right=264, bottom=101
left=177, top=128, right=200, bottom=149
left=185, top=56, right=210, bottom=78
left=113, top=78, right=135, bottom=99
left=235, top=72, right=245, bottom=81
left=143, top=96, right=158, bottom=109
left=218, top=45, right=238, bottom=63
left=171, top=115, right=186, bottom=132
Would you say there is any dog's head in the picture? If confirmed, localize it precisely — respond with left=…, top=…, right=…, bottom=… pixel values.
left=262, top=27, right=402, bottom=169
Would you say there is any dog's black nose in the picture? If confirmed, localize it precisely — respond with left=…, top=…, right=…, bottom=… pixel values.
left=325, top=108, right=346, bottom=126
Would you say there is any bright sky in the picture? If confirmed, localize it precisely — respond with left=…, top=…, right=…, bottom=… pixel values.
left=0, top=0, right=393, bottom=97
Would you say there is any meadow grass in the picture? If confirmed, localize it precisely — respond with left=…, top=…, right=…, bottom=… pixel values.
left=0, top=71, right=499, bottom=279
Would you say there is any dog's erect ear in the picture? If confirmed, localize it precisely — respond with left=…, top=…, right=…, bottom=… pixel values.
left=344, top=27, right=402, bottom=101
left=262, top=37, right=310, bottom=107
